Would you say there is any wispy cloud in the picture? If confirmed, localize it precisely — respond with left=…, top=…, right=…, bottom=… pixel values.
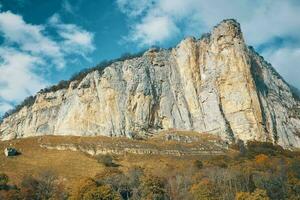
left=117, top=0, right=300, bottom=88
left=62, top=0, right=75, bottom=15
left=0, top=11, right=64, bottom=67
left=116, top=0, right=154, bottom=17
left=0, top=47, right=47, bottom=104
left=49, top=14, right=95, bottom=59
left=0, top=10, right=95, bottom=114
left=0, top=102, right=13, bottom=114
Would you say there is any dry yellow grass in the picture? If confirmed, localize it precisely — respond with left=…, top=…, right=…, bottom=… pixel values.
left=0, top=132, right=226, bottom=189
left=0, top=137, right=104, bottom=187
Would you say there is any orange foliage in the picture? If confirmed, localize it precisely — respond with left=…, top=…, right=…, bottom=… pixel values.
left=254, top=154, right=270, bottom=167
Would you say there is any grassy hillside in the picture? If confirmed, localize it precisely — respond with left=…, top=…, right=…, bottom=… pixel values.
left=0, top=133, right=300, bottom=199
left=0, top=132, right=226, bottom=186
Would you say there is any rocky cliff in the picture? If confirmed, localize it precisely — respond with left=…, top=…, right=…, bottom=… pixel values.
left=1, top=19, right=300, bottom=147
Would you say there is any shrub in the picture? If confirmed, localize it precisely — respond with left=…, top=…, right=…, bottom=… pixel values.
left=254, top=154, right=270, bottom=168
left=94, top=167, right=144, bottom=200
left=20, top=171, right=67, bottom=200
left=96, top=155, right=119, bottom=167
left=190, top=179, right=219, bottom=200
left=0, top=189, right=22, bottom=200
left=82, top=185, right=121, bottom=200
left=71, top=178, right=98, bottom=200
left=0, top=173, right=9, bottom=189
left=287, top=176, right=300, bottom=199
left=288, top=160, right=300, bottom=179
left=235, top=189, right=269, bottom=200
left=72, top=177, right=121, bottom=200
left=246, top=141, right=284, bottom=157
left=140, top=175, right=169, bottom=200
left=194, top=160, right=203, bottom=169
left=207, top=155, right=229, bottom=168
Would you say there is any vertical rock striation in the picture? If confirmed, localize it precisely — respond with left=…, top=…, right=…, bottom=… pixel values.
left=1, top=19, right=300, bottom=147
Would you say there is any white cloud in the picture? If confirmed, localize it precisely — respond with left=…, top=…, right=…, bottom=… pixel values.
left=0, top=11, right=95, bottom=115
left=0, top=11, right=65, bottom=68
left=117, top=0, right=300, bottom=88
left=242, top=1, right=300, bottom=46
left=0, top=47, right=47, bottom=102
left=131, top=15, right=179, bottom=45
left=0, top=11, right=61, bottom=55
left=49, top=14, right=95, bottom=58
left=262, top=47, right=300, bottom=88
left=117, top=0, right=154, bottom=17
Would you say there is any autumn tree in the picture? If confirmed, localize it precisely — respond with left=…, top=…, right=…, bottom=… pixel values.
left=20, top=171, right=67, bottom=200
left=235, top=189, right=270, bottom=200
left=140, top=175, right=169, bottom=200
left=190, top=179, right=219, bottom=200
left=71, top=178, right=98, bottom=200
left=254, top=154, right=271, bottom=169
left=82, top=185, right=121, bottom=200
left=71, top=176, right=121, bottom=200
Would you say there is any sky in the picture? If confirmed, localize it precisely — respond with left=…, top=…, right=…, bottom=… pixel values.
left=0, top=0, right=299, bottom=115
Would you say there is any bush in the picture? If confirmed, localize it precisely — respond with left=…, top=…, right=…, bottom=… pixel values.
left=246, top=141, right=284, bottom=157
left=140, top=175, right=169, bottom=200
left=96, top=155, right=119, bottom=167
left=82, top=185, right=121, bottom=200
left=72, top=177, right=121, bottom=200
left=0, top=189, right=22, bottom=200
left=94, top=167, right=144, bottom=200
left=235, top=189, right=269, bottom=200
left=190, top=179, right=219, bottom=200
left=194, top=160, right=203, bottom=169
left=288, top=160, right=300, bottom=179
left=20, top=171, right=67, bottom=200
left=207, top=155, right=229, bottom=168
left=0, top=173, right=9, bottom=189
left=72, top=178, right=98, bottom=200
left=254, top=154, right=270, bottom=169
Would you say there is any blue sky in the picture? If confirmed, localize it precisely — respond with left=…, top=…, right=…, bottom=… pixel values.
left=0, top=0, right=299, bottom=114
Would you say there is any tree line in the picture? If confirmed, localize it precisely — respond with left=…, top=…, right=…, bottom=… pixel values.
left=1, top=141, right=300, bottom=199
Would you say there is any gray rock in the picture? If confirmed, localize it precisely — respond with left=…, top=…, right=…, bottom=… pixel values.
left=4, top=147, right=19, bottom=157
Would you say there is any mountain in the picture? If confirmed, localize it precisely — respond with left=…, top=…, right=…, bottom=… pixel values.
left=1, top=19, right=299, bottom=148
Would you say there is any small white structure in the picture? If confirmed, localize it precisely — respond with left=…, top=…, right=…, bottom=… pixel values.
left=4, top=147, right=18, bottom=157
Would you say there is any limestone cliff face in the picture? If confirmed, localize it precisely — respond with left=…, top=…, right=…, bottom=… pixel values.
left=1, top=19, right=300, bottom=147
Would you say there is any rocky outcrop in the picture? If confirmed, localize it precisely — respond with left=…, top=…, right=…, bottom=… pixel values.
left=38, top=133, right=227, bottom=156
left=1, top=19, right=300, bottom=147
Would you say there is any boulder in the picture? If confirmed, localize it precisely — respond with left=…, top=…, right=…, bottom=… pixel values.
left=4, top=147, right=19, bottom=157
